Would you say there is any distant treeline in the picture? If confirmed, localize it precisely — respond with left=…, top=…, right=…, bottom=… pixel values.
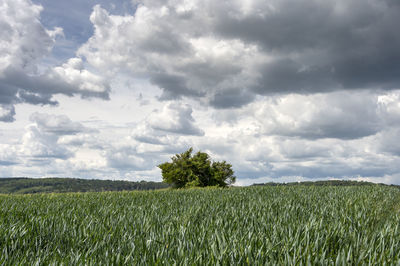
left=252, top=179, right=400, bottom=189
left=2, top=178, right=398, bottom=194
left=0, top=177, right=170, bottom=194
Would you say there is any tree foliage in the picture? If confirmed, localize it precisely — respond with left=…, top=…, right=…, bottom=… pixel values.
left=158, top=148, right=236, bottom=188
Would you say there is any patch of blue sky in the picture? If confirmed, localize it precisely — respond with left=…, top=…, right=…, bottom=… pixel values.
left=32, top=0, right=136, bottom=63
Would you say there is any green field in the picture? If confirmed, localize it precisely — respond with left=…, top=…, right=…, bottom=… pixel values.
left=1, top=185, right=399, bottom=264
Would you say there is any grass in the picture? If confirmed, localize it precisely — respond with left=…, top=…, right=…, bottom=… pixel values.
left=0, top=185, right=399, bottom=264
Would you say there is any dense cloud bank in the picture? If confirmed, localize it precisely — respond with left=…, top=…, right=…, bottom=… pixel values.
left=78, top=0, right=400, bottom=107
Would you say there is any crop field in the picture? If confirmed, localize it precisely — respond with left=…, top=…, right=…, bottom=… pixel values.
left=1, top=185, right=400, bottom=264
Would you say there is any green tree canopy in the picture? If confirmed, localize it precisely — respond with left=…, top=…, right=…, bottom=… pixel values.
left=158, top=148, right=236, bottom=188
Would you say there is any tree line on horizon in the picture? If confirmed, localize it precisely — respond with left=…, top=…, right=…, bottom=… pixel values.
left=0, top=178, right=169, bottom=194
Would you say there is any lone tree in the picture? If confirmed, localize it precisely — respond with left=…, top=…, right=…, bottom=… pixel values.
left=158, top=148, right=236, bottom=188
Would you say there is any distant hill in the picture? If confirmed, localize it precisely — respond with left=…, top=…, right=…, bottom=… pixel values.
left=0, top=177, right=170, bottom=194
left=252, top=179, right=400, bottom=188
left=2, top=178, right=397, bottom=194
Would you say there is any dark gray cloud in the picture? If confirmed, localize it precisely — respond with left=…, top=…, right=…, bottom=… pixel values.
left=137, top=30, right=190, bottom=55
left=17, top=91, right=59, bottom=106
left=209, top=88, right=255, bottom=109
left=0, top=65, right=110, bottom=122
left=0, top=67, right=58, bottom=107
left=254, top=59, right=336, bottom=94
left=78, top=0, right=400, bottom=109
left=213, top=0, right=400, bottom=95
left=151, top=73, right=204, bottom=100
left=214, top=0, right=378, bottom=52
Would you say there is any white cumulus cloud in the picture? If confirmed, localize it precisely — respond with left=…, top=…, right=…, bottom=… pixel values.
left=0, top=0, right=110, bottom=122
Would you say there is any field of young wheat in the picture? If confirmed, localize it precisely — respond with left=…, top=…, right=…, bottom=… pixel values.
left=1, top=185, right=399, bottom=264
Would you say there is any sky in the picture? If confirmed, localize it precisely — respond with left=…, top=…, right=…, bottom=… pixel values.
left=1, top=0, right=400, bottom=185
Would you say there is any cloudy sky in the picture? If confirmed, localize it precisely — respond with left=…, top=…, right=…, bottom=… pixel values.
left=1, top=0, right=400, bottom=185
